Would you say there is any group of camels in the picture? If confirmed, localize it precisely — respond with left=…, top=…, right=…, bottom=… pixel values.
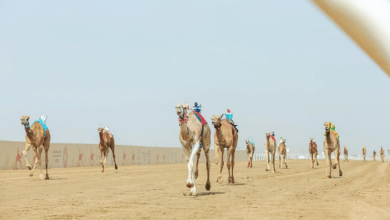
left=20, top=115, right=118, bottom=180
left=361, top=146, right=385, bottom=162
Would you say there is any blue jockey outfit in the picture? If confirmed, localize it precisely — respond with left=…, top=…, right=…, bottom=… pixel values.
left=249, top=137, right=255, bottom=146
left=226, top=113, right=233, bottom=122
left=192, top=102, right=201, bottom=113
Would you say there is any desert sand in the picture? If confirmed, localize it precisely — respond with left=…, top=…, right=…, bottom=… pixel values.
left=0, top=160, right=389, bottom=220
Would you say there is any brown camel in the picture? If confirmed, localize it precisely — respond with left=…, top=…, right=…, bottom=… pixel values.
left=97, top=127, right=118, bottom=172
left=309, top=138, right=319, bottom=168
left=344, top=146, right=348, bottom=162
left=245, top=139, right=255, bottom=168
left=373, top=150, right=376, bottom=161
left=380, top=146, right=385, bottom=162
left=278, top=138, right=288, bottom=169
left=20, top=116, right=51, bottom=180
left=176, top=103, right=211, bottom=195
left=211, top=115, right=238, bottom=183
left=323, top=122, right=342, bottom=179
left=264, top=132, right=277, bottom=172
left=362, top=147, right=367, bottom=161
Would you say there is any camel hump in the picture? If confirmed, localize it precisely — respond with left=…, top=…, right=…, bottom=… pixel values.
left=104, top=131, right=113, bottom=139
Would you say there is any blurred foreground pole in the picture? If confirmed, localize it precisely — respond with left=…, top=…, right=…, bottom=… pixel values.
left=311, top=0, right=390, bottom=78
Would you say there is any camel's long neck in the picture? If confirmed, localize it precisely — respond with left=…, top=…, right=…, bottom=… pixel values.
left=99, top=132, right=104, bottom=144
left=215, top=126, right=224, bottom=143
left=179, top=122, right=191, bottom=140
left=325, top=131, right=332, bottom=146
left=24, top=124, right=34, bottom=141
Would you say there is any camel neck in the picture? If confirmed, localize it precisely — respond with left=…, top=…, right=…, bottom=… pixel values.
left=214, top=125, right=225, bottom=143
left=325, top=131, right=332, bottom=146
left=24, top=124, right=34, bottom=141
left=99, top=131, right=104, bottom=143
left=179, top=122, right=190, bottom=140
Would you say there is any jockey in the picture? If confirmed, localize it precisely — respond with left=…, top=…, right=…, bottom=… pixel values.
left=226, top=109, right=233, bottom=123
left=279, top=137, right=283, bottom=144
left=272, top=132, right=275, bottom=137
left=249, top=137, right=255, bottom=146
left=39, top=114, right=47, bottom=124
left=192, top=102, right=202, bottom=113
left=104, top=126, right=110, bottom=132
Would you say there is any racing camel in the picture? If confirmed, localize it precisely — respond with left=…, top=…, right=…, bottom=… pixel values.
left=278, top=138, right=288, bottom=169
left=309, top=138, right=319, bottom=168
left=245, top=139, right=255, bottom=168
left=344, top=146, right=348, bottom=162
left=323, top=122, right=342, bottom=179
left=97, top=127, right=118, bottom=172
left=264, top=132, right=277, bottom=172
left=176, top=103, right=211, bottom=196
left=20, top=115, right=51, bottom=180
left=211, top=114, right=239, bottom=183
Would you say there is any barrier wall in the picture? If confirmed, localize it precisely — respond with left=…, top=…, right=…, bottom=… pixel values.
left=0, top=141, right=249, bottom=170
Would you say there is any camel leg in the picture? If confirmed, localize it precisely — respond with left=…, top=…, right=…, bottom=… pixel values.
left=272, top=151, right=276, bottom=172
left=109, top=141, right=118, bottom=170
left=324, top=149, right=332, bottom=179
left=284, top=154, right=288, bottom=169
left=337, top=150, right=343, bottom=176
left=250, top=154, right=253, bottom=168
left=333, top=149, right=340, bottom=169
left=214, top=143, right=219, bottom=165
left=195, top=150, right=201, bottom=179
left=44, top=147, right=49, bottom=180
left=316, top=153, right=319, bottom=165
left=310, top=153, right=314, bottom=168
left=203, top=145, right=211, bottom=191
left=279, top=153, right=282, bottom=168
left=188, top=142, right=201, bottom=196
left=23, top=143, right=33, bottom=170
left=37, top=146, right=44, bottom=180
left=229, top=147, right=236, bottom=184
left=265, top=150, right=270, bottom=171
left=226, top=147, right=232, bottom=183
left=30, top=147, right=39, bottom=177
left=217, top=147, right=224, bottom=183
left=99, top=148, right=104, bottom=172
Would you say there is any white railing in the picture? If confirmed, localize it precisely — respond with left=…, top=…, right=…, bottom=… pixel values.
left=251, top=152, right=390, bottom=162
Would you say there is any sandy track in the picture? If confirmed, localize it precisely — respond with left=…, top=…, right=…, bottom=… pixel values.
left=0, top=160, right=389, bottom=220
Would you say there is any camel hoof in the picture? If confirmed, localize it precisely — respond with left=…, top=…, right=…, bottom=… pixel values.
left=214, top=158, right=218, bottom=164
left=27, top=165, right=32, bottom=170
left=195, top=171, right=199, bottom=179
left=229, top=177, right=235, bottom=184
left=45, top=174, right=49, bottom=180
left=332, top=164, right=337, bottom=169
left=205, top=182, right=211, bottom=191
left=115, top=165, right=118, bottom=170
left=265, top=168, right=270, bottom=171
left=39, top=174, right=44, bottom=180
left=339, top=171, right=343, bottom=176
left=323, top=176, right=332, bottom=179
left=217, top=177, right=223, bottom=183
left=186, top=183, right=193, bottom=188
left=29, top=173, right=34, bottom=177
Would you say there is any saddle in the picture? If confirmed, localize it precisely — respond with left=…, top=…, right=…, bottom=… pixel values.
left=192, top=111, right=207, bottom=125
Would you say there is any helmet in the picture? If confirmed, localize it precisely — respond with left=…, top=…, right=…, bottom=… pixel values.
left=227, top=109, right=230, bottom=113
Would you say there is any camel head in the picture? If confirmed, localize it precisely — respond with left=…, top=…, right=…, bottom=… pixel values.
left=324, top=122, right=332, bottom=133
left=265, top=131, right=271, bottom=139
left=175, top=104, right=188, bottom=119
left=21, top=116, right=30, bottom=127
left=282, top=138, right=286, bottom=144
left=211, top=115, right=223, bottom=128
left=310, top=137, right=314, bottom=143
left=245, top=139, right=249, bottom=145
left=97, top=127, right=104, bottom=134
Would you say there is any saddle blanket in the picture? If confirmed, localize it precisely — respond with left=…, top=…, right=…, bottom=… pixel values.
left=193, top=111, right=207, bottom=125
left=30, top=119, right=48, bottom=137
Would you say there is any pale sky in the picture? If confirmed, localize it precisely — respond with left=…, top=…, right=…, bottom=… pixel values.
left=1, top=1, right=389, bottom=156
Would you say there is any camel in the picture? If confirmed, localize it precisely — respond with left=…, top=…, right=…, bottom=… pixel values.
left=380, top=147, right=385, bottom=162
left=211, top=114, right=239, bottom=183
left=264, top=132, right=277, bottom=172
left=245, top=139, right=255, bottom=168
left=97, top=127, right=118, bottom=172
left=278, top=138, right=288, bottom=169
left=362, top=147, right=367, bottom=161
left=176, top=103, right=211, bottom=196
left=373, top=150, right=376, bottom=161
left=344, top=146, right=348, bottom=162
left=323, top=122, right=342, bottom=179
left=309, top=138, right=319, bottom=168
left=20, top=116, right=51, bottom=180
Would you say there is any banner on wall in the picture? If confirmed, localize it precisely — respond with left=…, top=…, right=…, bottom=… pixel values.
left=0, top=141, right=249, bottom=170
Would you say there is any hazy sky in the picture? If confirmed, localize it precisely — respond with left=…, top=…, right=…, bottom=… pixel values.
left=1, top=1, right=389, bottom=155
